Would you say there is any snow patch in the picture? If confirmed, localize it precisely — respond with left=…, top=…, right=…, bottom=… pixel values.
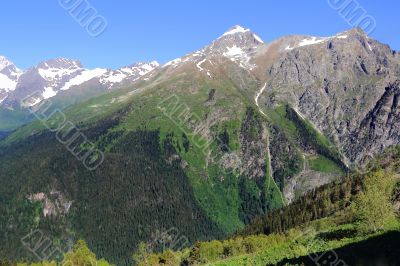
left=38, top=67, right=80, bottom=81
left=298, top=37, right=327, bottom=47
left=100, top=71, right=126, bottom=84
left=42, top=87, right=57, bottom=99
left=222, top=25, right=250, bottom=37
left=253, top=33, right=264, bottom=43
left=0, top=73, right=18, bottom=91
left=26, top=97, right=42, bottom=107
left=164, top=58, right=182, bottom=67
left=255, top=83, right=267, bottom=117
left=223, top=46, right=254, bottom=70
left=366, top=41, right=372, bottom=51
left=196, top=59, right=212, bottom=78
left=286, top=34, right=351, bottom=51
left=223, top=46, right=245, bottom=57
left=61, top=68, right=107, bottom=91
left=196, top=59, right=207, bottom=72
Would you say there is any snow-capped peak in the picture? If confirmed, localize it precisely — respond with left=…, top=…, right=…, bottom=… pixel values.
left=0, top=56, right=13, bottom=71
left=0, top=55, right=23, bottom=92
left=37, top=59, right=83, bottom=82
left=219, top=25, right=264, bottom=43
left=99, top=61, right=160, bottom=87
left=221, top=25, right=250, bottom=37
left=37, top=58, right=83, bottom=71
left=162, top=25, right=264, bottom=72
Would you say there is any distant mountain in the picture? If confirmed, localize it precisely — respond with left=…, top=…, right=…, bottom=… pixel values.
left=0, top=56, right=23, bottom=103
left=0, top=57, right=159, bottom=130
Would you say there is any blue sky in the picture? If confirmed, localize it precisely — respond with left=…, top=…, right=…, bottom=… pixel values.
left=0, top=0, right=398, bottom=69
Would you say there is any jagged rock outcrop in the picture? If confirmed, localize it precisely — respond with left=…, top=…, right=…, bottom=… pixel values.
left=256, top=28, right=400, bottom=166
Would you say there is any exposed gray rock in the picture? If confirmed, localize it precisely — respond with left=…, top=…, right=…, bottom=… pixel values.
left=258, top=28, right=400, bottom=166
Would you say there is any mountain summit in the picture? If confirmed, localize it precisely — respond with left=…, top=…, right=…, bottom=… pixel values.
left=0, top=56, right=22, bottom=94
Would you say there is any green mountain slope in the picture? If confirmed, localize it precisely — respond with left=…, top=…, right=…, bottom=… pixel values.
left=132, top=147, right=400, bottom=265
left=0, top=63, right=347, bottom=264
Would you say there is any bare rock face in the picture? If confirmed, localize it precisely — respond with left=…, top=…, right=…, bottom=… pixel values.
left=239, top=108, right=268, bottom=180
left=257, top=28, right=400, bottom=166
left=345, top=81, right=400, bottom=164
left=28, top=190, right=73, bottom=218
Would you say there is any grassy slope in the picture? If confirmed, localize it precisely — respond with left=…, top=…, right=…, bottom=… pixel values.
left=206, top=215, right=400, bottom=266
left=308, top=155, right=344, bottom=174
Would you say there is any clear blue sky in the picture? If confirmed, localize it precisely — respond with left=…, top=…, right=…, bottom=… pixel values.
left=0, top=0, right=398, bottom=69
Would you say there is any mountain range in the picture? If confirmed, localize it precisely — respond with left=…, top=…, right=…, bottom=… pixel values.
left=0, top=56, right=159, bottom=131
left=0, top=25, right=399, bottom=265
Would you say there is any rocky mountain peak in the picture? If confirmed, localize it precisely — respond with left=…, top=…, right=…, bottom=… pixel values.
left=221, top=25, right=250, bottom=36
left=0, top=55, right=14, bottom=71
left=162, top=25, right=265, bottom=71
left=0, top=56, right=22, bottom=94
left=213, top=25, right=264, bottom=50
left=36, top=58, right=83, bottom=70
left=129, top=61, right=160, bottom=71
left=200, top=25, right=265, bottom=70
left=339, top=27, right=367, bottom=37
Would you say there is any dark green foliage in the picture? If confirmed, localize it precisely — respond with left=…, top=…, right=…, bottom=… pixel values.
left=238, top=175, right=362, bottom=236
left=237, top=107, right=273, bottom=223
left=0, top=125, right=224, bottom=265
left=207, top=89, right=216, bottom=102
left=269, top=125, right=303, bottom=191
left=182, top=133, right=190, bottom=153
left=240, top=108, right=262, bottom=142
left=217, top=129, right=230, bottom=153
left=238, top=178, right=264, bottom=224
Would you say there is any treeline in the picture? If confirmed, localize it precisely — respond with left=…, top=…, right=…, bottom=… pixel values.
left=238, top=174, right=362, bottom=236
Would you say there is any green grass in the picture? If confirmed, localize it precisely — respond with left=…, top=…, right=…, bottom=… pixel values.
left=266, top=105, right=298, bottom=138
left=140, top=209, right=400, bottom=266
left=309, top=155, right=345, bottom=174
left=264, top=153, right=286, bottom=209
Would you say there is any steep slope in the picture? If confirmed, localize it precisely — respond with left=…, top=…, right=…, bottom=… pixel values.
left=254, top=28, right=400, bottom=166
